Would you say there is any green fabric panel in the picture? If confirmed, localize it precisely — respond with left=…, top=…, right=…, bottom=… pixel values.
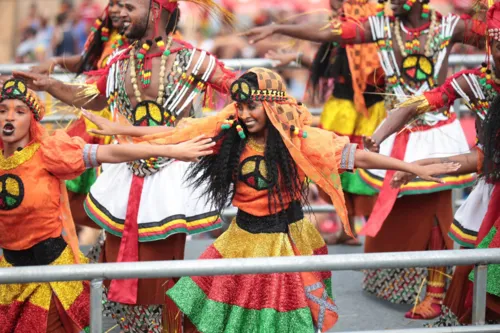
left=469, top=227, right=500, bottom=297
left=65, top=168, right=97, bottom=194
left=167, top=277, right=316, bottom=333
left=341, top=170, right=377, bottom=196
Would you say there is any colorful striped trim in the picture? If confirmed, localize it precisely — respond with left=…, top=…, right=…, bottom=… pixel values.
left=167, top=277, right=315, bottom=333
left=448, top=220, right=478, bottom=248
left=84, top=194, right=221, bottom=242
left=359, top=169, right=476, bottom=195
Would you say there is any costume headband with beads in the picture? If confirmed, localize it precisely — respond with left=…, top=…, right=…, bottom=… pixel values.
left=0, top=79, right=45, bottom=121
left=230, top=79, right=287, bottom=103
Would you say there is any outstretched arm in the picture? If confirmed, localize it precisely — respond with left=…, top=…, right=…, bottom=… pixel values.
left=452, top=16, right=486, bottom=49
left=353, top=149, right=461, bottom=183
left=12, top=71, right=108, bottom=111
left=243, top=19, right=372, bottom=45
left=390, top=150, right=479, bottom=188
left=94, top=135, right=215, bottom=164
left=82, top=110, right=173, bottom=137
left=30, top=55, right=83, bottom=75
left=368, top=72, right=475, bottom=148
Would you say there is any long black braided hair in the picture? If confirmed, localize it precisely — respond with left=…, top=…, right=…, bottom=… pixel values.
left=77, top=14, right=115, bottom=74
left=482, top=95, right=500, bottom=183
left=187, top=72, right=310, bottom=217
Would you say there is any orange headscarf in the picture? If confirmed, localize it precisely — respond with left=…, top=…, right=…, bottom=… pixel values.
left=136, top=68, right=353, bottom=236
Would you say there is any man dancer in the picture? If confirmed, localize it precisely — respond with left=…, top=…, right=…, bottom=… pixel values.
left=15, top=0, right=235, bottom=331
left=244, top=0, right=485, bottom=319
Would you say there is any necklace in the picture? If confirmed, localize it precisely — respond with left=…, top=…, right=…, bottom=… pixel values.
left=394, top=10, right=437, bottom=58
left=0, top=143, right=40, bottom=170
left=247, top=137, right=265, bottom=153
left=129, top=35, right=173, bottom=106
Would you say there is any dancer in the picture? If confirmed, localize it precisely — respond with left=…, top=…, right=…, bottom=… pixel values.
left=14, top=0, right=235, bottom=330
left=243, top=0, right=485, bottom=319
left=266, top=0, right=385, bottom=245
left=86, top=67, right=461, bottom=333
left=0, top=78, right=214, bottom=333
left=388, top=95, right=500, bottom=325
left=361, top=3, right=500, bottom=321
left=31, top=0, right=127, bottom=245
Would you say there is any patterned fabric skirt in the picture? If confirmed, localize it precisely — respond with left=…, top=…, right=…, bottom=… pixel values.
left=363, top=268, right=427, bottom=304
left=167, top=202, right=338, bottom=333
left=0, top=246, right=90, bottom=333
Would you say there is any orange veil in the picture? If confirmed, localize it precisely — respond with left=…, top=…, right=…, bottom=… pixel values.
left=136, top=68, right=353, bottom=236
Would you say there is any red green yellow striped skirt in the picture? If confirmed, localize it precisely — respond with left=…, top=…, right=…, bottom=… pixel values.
left=0, top=247, right=90, bottom=333
left=168, top=208, right=338, bottom=333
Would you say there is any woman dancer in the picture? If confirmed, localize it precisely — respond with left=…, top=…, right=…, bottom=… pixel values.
left=0, top=78, right=214, bottom=333
left=86, top=68, right=459, bottom=332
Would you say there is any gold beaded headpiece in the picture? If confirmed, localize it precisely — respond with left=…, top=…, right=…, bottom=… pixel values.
left=230, top=78, right=287, bottom=103
left=0, top=79, right=45, bottom=121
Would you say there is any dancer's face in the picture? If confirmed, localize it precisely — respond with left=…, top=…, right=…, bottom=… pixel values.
left=390, top=0, right=409, bottom=16
left=238, top=101, right=267, bottom=135
left=108, top=0, right=124, bottom=30
left=492, top=40, right=500, bottom=70
left=120, top=0, right=150, bottom=39
left=0, top=100, right=32, bottom=145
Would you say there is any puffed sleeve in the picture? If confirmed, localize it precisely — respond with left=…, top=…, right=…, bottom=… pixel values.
left=40, top=130, right=98, bottom=180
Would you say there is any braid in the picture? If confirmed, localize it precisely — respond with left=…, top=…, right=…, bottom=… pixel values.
left=77, top=16, right=113, bottom=75
left=482, top=95, right=500, bottom=183
left=187, top=126, right=246, bottom=216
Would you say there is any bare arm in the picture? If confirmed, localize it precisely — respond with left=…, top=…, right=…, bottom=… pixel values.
left=243, top=19, right=371, bottom=45
left=12, top=71, right=108, bottom=111
left=31, top=55, right=83, bottom=74
left=412, top=151, right=479, bottom=175
left=371, top=73, right=476, bottom=146
left=95, top=136, right=214, bottom=164
left=353, top=149, right=460, bottom=182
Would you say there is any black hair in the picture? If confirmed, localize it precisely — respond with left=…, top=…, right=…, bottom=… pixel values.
left=187, top=72, right=310, bottom=218
left=482, top=95, right=500, bottom=183
left=165, top=7, right=180, bottom=35
left=77, top=15, right=114, bottom=74
left=310, top=42, right=335, bottom=95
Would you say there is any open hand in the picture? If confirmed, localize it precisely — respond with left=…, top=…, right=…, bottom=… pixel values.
left=241, top=25, right=278, bottom=44
left=265, top=50, right=297, bottom=67
left=363, top=136, right=379, bottom=153
left=82, top=109, right=123, bottom=136
left=168, top=135, right=215, bottom=162
left=390, top=171, right=416, bottom=188
left=412, top=162, right=461, bottom=183
left=12, top=71, right=52, bottom=91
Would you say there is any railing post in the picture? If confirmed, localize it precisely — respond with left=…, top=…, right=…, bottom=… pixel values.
left=90, top=279, right=104, bottom=333
left=472, top=264, right=488, bottom=325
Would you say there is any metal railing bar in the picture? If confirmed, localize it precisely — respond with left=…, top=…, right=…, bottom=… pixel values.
left=0, top=249, right=499, bottom=284
left=0, top=54, right=488, bottom=75
left=89, top=279, right=103, bottom=333
left=334, top=325, right=500, bottom=333
left=472, top=265, right=488, bottom=325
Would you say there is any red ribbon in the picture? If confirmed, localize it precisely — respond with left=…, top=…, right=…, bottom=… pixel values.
left=107, top=175, right=144, bottom=304
left=360, top=129, right=410, bottom=237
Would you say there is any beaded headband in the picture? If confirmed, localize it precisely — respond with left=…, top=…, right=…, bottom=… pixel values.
left=230, top=79, right=287, bottom=103
left=0, top=79, right=44, bottom=121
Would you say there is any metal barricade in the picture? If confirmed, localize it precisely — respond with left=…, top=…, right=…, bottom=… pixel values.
left=0, top=249, right=500, bottom=332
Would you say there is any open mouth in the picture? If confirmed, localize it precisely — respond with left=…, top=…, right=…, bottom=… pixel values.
left=2, top=123, right=14, bottom=136
left=110, top=15, right=121, bottom=25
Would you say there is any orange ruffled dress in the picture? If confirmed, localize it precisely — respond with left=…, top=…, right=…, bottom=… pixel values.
left=0, top=131, right=93, bottom=333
